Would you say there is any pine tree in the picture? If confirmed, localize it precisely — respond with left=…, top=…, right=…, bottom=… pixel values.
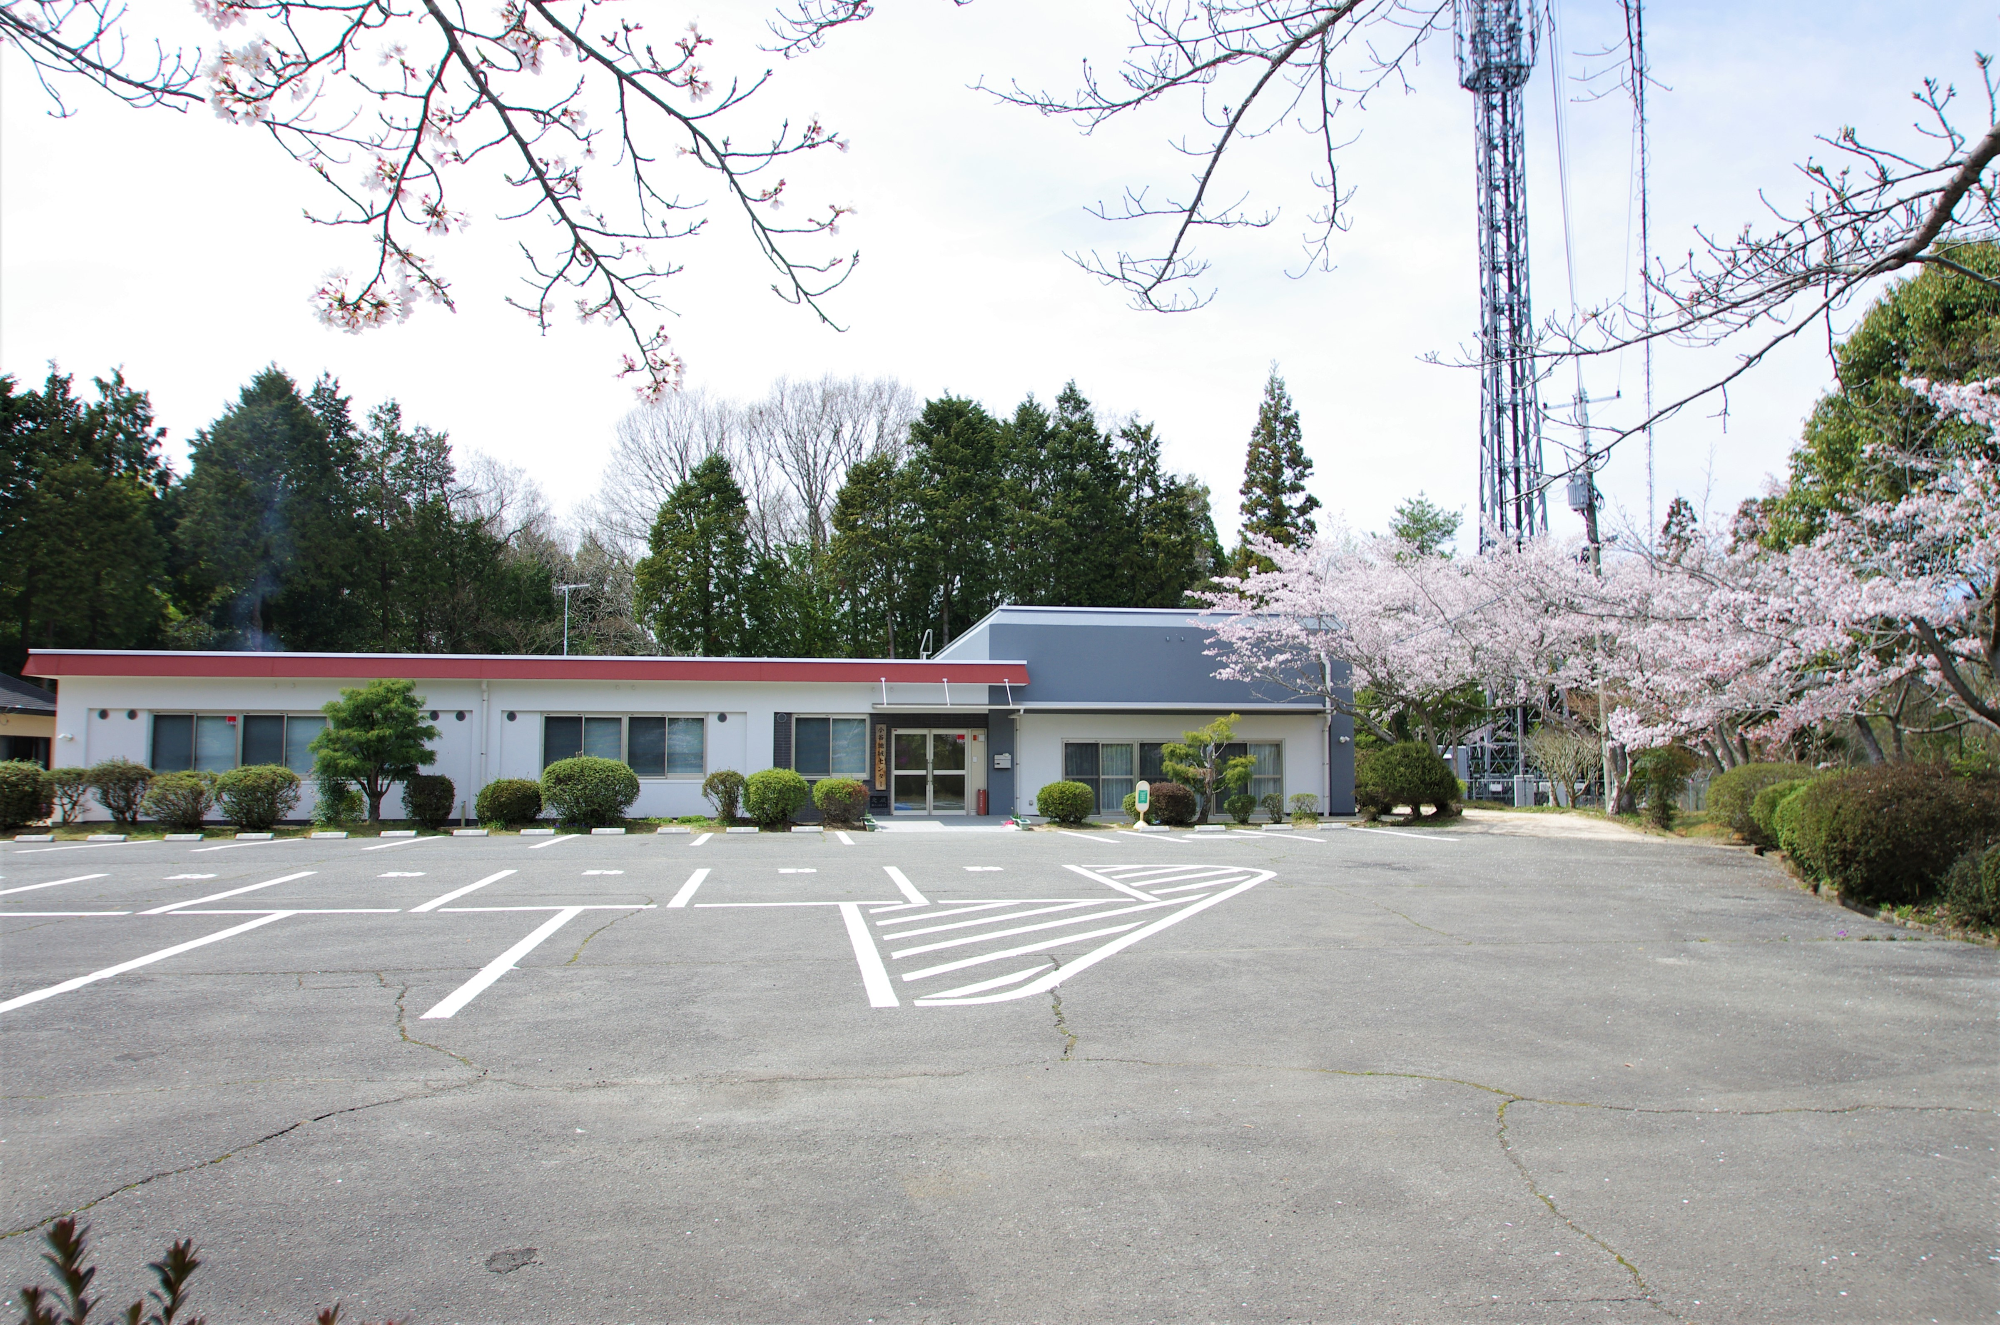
left=903, top=396, right=1003, bottom=648
left=830, top=451, right=910, bottom=656
left=1232, top=367, right=1319, bottom=575
left=634, top=453, right=755, bottom=656
left=1118, top=420, right=1224, bottom=605
left=1387, top=491, right=1462, bottom=558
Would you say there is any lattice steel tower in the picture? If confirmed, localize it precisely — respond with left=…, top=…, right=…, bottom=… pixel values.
left=1456, top=0, right=1547, bottom=551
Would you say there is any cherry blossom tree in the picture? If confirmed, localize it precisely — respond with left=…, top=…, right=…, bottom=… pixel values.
left=2, top=1, right=857, bottom=398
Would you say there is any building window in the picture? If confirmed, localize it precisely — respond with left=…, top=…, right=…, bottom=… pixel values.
left=152, top=713, right=325, bottom=775
left=793, top=716, right=868, bottom=779
left=542, top=715, right=704, bottom=777
left=1218, top=741, right=1283, bottom=804
left=1063, top=741, right=1137, bottom=815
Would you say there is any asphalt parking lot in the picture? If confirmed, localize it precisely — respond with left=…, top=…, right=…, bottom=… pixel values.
left=1, top=822, right=1992, bottom=1323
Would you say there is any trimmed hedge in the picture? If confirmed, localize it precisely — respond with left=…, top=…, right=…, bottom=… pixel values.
left=1224, top=794, right=1255, bottom=824
left=46, top=767, right=93, bottom=824
left=541, top=756, right=640, bottom=827
left=0, top=760, right=50, bottom=830
left=1356, top=743, right=1460, bottom=821
left=1943, top=848, right=2000, bottom=928
left=401, top=773, right=457, bottom=829
left=1787, top=764, right=2000, bottom=906
left=702, top=770, right=746, bottom=823
left=1149, top=781, right=1197, bottom=826
left=476, top=778, right=543, bottom=825
left=1773, top=782, right=1815, bottom=857
left=1036, top=781, right=1093, bottom=825
left=812, top=777, right=869, bottom=825
left=1710, top=762, right=1813, bottom=842
left=1289, top=792, right=1320, bottom=824
left=89, top=758, right=152, bottom=824
left=218, top=764, right=302, bottom=830
left=141, top=771, right=216, bottom=833
left=1749, top=777, right=1815, bottom=845
left=745, top=768, right=811, bottom=826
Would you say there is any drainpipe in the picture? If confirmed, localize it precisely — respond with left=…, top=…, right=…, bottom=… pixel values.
left=1013, top=709, right=1023, bottom=817
left=1323, top=701, right=1332, bottom=815
left=478, top=680, right=489, bottom=814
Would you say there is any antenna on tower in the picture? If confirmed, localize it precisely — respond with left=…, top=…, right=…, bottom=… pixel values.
left=1456, top=0, right=1548, bottom=553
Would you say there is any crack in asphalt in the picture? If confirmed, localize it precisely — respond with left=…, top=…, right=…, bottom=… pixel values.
left=1319, top=884, right=1473, bottom=943
left=1045, top=958, right=1077, bottom=1061
left=565, top=901, right=653, bottom=966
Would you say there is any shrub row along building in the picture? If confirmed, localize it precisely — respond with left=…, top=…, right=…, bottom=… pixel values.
left=25, top=607, right=1357, bottom=822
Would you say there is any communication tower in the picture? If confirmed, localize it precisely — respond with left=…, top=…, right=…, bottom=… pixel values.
left=1455, top=0, right=1548, bottom=551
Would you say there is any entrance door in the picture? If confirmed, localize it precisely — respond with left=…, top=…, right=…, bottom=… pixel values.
left=890, top=729, right=971, bottom=814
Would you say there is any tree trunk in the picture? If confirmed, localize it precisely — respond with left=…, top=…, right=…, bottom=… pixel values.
left=1851, top=714, right=1887, bottom=764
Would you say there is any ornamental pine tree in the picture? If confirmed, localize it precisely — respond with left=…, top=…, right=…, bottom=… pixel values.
left=1232, top=367, right=1319, bottom=575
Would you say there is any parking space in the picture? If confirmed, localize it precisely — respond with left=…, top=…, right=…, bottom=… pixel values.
left=1, top=826, right=1991, bottom=1322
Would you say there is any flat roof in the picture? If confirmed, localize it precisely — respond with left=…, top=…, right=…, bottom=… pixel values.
left=23, top=651, right=1029, bottom=686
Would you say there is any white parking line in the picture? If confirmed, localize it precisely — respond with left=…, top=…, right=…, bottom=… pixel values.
left=883, top=866, right=927, bottom=905
left=10, top=842, right=138, bottom=854
left=1060, top=863, right=1157, bottom=901
left=690, top=833, right=713, bottom=847
left=412, top=870, right=517, bottom=913
left=2, top=911, right=131, bottom=917
left=835, top=832, right=855, bottom=846
left=420, top=907, right=583, bottom=1019
left=838, top=902, right=897, bottom=1008
left=363, top=836, right=443, bottom=852
left=0, top=873, right=107, bottom=897
left=0, top=911, right=292, bottom=1015
left=900, top=922, right=1146, bottom=982
left=191, top=838, right=305, bottom=853
left=889, top=897, right=1182, bottom=959
left=140, top=871, right=315, bottom=915
left=1347, top=827, right=1461, bottom=841
left=529, top=834, right=579, bottom=850
left=1117, top=831, right=1187, bottom=844
left=667, top=868, right=710, bottom=908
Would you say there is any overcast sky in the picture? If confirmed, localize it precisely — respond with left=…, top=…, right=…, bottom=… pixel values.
left=3, top=2, right=1992, bottom=552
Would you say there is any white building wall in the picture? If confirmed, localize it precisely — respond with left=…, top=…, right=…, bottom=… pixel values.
left=1012, top=710, right=1328, bottom=818
left=48, top=674, right=884, bottom=822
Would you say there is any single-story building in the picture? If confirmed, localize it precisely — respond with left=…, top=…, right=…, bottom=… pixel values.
left=0, top=671, right=57, bottom=767
left=23, top=606, right=1355, bottom=822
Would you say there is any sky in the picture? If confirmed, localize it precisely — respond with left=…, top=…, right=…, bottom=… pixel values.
left=3, top=2, right=1993, bottom=553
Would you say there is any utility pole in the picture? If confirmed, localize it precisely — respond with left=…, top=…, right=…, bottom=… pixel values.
left=556, top=583, right=588, bottom=657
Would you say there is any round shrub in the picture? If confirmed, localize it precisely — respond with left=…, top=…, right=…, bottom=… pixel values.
left=1749, top=777, right=1814, bottom=845
left=1289, top=792, right=1321, bottom=824
left=401, top=773, right=457, bottom=829
left=812, top=777, right=869, bottom=825
left=141, top=771, right=216, bottom=833
left=702, top=769, right=747, bottom=823
left=1943, top=848, right=2000, bottom=929
left=1772, top=782, right=1815, bottom=859
left=475, top=778, right=543, bottom=825
left=1121, top=791, right=1145, bottom=823
left=1036, top=781, right=1094, bottom=825
left=312, top=775, right=363, bottom=828
left=1632, top=744, right=1701, bottom=829
left=1258, top=792, right=1285, bottom=822
left=1355, top=742, right=1460, bottom=821
left=45, top=767, right=92, bottom=824
left=1708, top=762, right=1813, bottom=842
left=1149, top=780, right=1198, bottom=826
left=88, top=758, right=152, bottom=824
left=541, top=756, right=640, bottom=827
left=745, top=768, right=811, bottom=827
left=218, top=764, right=302, bottom=830
left=1788, top=764, right=2000, bottom=906
left=0, top=760, right=51, bottom=830
left=1224, top=793, right=1255, bottom=824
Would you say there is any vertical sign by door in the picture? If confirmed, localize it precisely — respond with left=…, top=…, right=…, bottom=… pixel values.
left=874, top=723, right=887, bottom=790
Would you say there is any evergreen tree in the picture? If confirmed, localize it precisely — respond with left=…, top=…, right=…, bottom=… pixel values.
left=0, top=369, right=173, bottom=675
left=1233, top=366, right=1319, bottom=574
left=997, top=383, right=1133, bottom=607
left=903, top=396, right=1004, bottom=648
left=633, top=453, right=754, bottom=655
left=830, top=451, right=911, bottom=656
left=173, top=367, right=369, bottom=650
left=1387, top=491, right=1462, bottom=558
left=1117, top=420, right=1224, bottom=605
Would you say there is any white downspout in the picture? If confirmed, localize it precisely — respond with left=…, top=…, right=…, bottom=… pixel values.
left=478, top=680, right=489, bottom=815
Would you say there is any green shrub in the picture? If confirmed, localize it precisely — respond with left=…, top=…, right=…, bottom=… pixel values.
left=45, top=767, right=93, bottom=824
left=812, top=776, right=869, bottom=825
left=1258, top=791, right=1285, bottom=822
left=88, top=757, right=152, bottom=824
left=1709, top=762, right=1813, bottom=842
left=745, top=767, right=811, bottom=827
left=1749, top=777, right=1814, bottom=845
left=541, top=756, right=641, bottom=827
left=0, top=760, right=50, bottom=830
left=1144, top=780, right=1193, bottom=826
left=1943, top=848, right=2000, bottom=928
left=1788, top=764, right=2000, bottom=906
left=141, top=771, right=216, bottom=833
left=1632, top=745, right=1701, bottom=829
left=1355, top=743, right=1460, bottom=821
left=312, top=773, right=363, bottom=828
left=1036, top=781, right=1094, bottom=825
left=1773, top=783, right=1815, bottom=859
left=401, top=773, right=457, bottom=829
left=702, top=769, right=747, bottom=823
left=476, top=778, right=543, bottom=825
left=217, top=764, right=302, bottom=830
left=1224, top=793, right=1255, bottom=824
left=1290, top=792, right=1320, bottom=824
left=1121, top=791, right=1146, bottom=824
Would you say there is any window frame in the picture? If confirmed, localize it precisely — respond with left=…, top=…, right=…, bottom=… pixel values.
left=540, top=713, right=708, bottom=779
left=789, top=714, right=871, bottom=781
left=150, top=712, right=327, bottom=776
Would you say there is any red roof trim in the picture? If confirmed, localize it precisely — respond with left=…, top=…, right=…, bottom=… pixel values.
left=24, top=650, right=1028, bottom=685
